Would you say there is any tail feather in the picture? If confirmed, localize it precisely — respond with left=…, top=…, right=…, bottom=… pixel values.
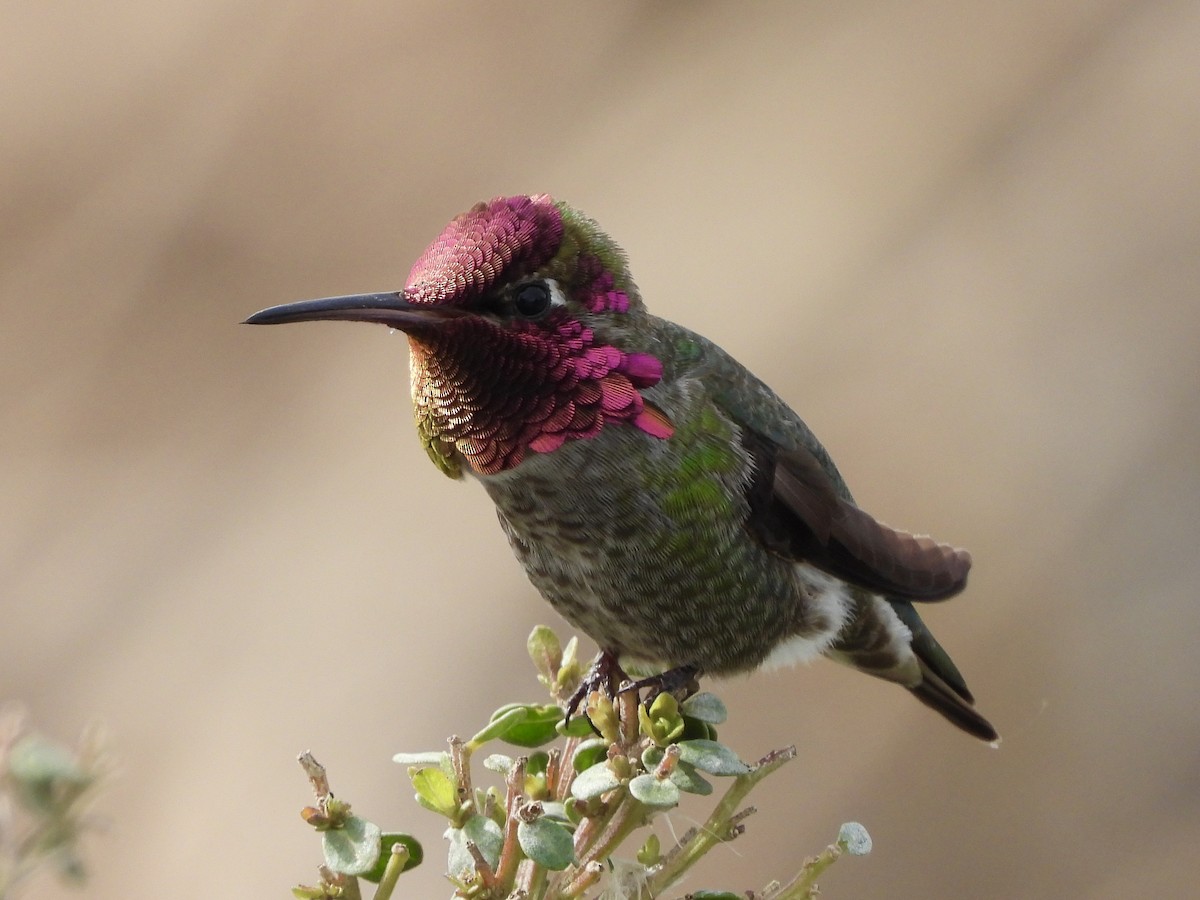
left=910, top=660, right=999, bottom=743
left=900, top=599, right=998, bottom=742
left=826, top=590, right=997, bottom=742
left=891, top=600, right=973, bottom=701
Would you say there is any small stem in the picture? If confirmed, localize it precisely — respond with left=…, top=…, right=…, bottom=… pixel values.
left=314, top=868, right=360, bottom=900
left=557, top=860, right=604, bottom=898
left=646, top=745, right=796, bottom=895
left=449, top=735, right=474, bottom=809
left=571, top=788, right=625, bottom=863
left=510, top=858, right=533, bottom=897
left=466, top=840, right=499, bottom=892
left=577, top=794, right=646, bottom=869
left=554, top=736, right=581, bottom=803
left=493, top=757, right=528, bottom=889
left=774, top=840, right=845, bottom=900
left=655, top=824, right=697, bottom=870
left=297, top=751, right=330, bottom=801
left=545, top=792, right=624, bottom=898
left=372, top=843, right=411, bottom=900
left=565, top=799, right=608, bottom=861
left=544, top=747, right=563, bottom=800
left=483, top=788, right=499, bottom=823
left=514, top=857, right=547, bottom=898
left=653, top=744, right=681, bottom=780
left=617, top=686, right=640, bottom=750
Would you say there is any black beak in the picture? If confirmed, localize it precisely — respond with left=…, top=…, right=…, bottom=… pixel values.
left=244, top=291, right=466, bottom=330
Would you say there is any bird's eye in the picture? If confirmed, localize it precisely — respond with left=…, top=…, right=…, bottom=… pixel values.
left=513, top=281, right=553, bottom=319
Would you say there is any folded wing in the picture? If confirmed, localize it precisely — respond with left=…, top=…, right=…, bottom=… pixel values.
left=743, top=429, right=971, bottom=602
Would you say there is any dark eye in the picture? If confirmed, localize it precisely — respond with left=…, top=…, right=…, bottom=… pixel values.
left=513, top=281, right=552, bottom=319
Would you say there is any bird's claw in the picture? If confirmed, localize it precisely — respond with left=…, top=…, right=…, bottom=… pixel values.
left=564, top=654, right=701, bottom=735
left=564, top=649, right=628, bottom=724
left=620, top=664, right=701, bottom=704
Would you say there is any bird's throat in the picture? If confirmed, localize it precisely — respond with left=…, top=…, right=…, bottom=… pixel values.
left=407, top=325, right=672, bottom=478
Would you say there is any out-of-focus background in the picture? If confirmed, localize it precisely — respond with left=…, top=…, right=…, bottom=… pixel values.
left=4, top=2, right=1198, bottom=897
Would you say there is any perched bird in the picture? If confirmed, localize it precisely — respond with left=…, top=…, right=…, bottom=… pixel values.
left=247, top=194, right=997, bottom=742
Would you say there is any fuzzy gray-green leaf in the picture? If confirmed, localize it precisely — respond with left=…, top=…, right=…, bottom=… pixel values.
left=676, top=739, right=750, bottom=776
left=680, top=692, right=728, bottom=724
left=517, top=816, right=575, bottom=870
left=839, top=821, right=873, bottom=856
left=322, top=815, right=382, bottom=876
left=628, top=773, right=680, bottom=809
left=571, top=761, right=622, bottom=800
left=391, top=751, right=449, bottom=767
left=483, top=754, right=515, bottom=775
left=446, top=814, right=503, bottom=877
left=669, top=761, right=713, bottom=796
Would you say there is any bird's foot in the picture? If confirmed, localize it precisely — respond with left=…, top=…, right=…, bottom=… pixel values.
left=564, top=655, right=702, bottom=735
left=564, top=649, right=628, bottom=723
left=620, top=664, right=701, bottom=704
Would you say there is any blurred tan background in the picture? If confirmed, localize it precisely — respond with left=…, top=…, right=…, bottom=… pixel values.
left=4, top=2, right=1198, bottom=897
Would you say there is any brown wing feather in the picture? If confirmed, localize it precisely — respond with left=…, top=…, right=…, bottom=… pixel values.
left=745, top=432, right=971, bottom=601
left=825, top=498, right=972, bottom=600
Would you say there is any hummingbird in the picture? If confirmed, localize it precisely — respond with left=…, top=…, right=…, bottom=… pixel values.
left=246, top=194, right=997, bottom=742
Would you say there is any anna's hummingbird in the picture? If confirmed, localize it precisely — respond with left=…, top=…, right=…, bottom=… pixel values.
left=247, top=194, right=997, bottom=742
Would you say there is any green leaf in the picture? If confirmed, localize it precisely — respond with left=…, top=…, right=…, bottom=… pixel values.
left=517, top=816, right=576, bottom=870
left=669, top=761, right=713, bottom=796
left=571, top=761, right=622, bottom=800
left=641, top=745, right=664, bottom=769
left=687, top=893, right=742, bottom=899
left=556, top=714, right=596, bottom=739
left=555, top=636, right=584, bottom=695
left=564, top=799, right=584, bottom=826
left=359, top=832, right=423, bottom=883
left=680, top=692, right=727, bottom=724
left=571, top=738, right=609, bottom=773
left=627, top=773, right=680, bottom=809
left=637, top=833, right=661, bottom=866
left=322, top=815, right=382, bottom=876
left=528, top=626, right=563, bottom=682
left=446, top=814, right=503, bottom=877
left=501, top=705, right=564, bottom=748
left=539, top=801, right=571, bottom=823
left=525, top=751, right=550, bottom=776
left=411, top=767, right=459, bottom=818
left=676, top=740, right=750, bottom=776
left=585, top=693, right=620, bottom=743
left=638, top=693, right=686, bottom=746
left=680, top=716, right=718, bottom=741
left=472, top=704, right=565, bottom=748
left=470, top=706, right=531, bottom=746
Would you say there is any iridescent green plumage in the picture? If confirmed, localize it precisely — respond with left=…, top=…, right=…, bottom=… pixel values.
left=246, top=194, right=997, bottom=741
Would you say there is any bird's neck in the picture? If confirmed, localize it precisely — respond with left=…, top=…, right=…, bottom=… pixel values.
left=407, top=319, right=672, bottom=479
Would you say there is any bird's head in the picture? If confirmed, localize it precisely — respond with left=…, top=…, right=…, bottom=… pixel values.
left=246, top=195, right=673, bottom=478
